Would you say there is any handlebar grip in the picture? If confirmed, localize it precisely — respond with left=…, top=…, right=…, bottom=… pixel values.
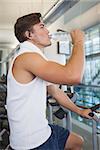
left=90, top=104, right=100, bottom=111
left=88, top=104, right=100, bottom=117
left=88, top=112, right=94, bottom=117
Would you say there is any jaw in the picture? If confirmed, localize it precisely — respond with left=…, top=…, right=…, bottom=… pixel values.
left=28, top=39, right=52, bottom=49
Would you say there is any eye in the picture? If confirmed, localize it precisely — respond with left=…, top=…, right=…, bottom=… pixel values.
left=40, top=25, right=44, bottom=28
left=41, top=26, right=44, bottom=28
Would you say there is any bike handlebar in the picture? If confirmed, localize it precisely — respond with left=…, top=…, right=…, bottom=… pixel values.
left=88, top=104, right=100, bottom=117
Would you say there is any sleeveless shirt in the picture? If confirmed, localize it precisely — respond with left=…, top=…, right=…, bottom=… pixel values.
left=7, top=41, right=51, bottom=149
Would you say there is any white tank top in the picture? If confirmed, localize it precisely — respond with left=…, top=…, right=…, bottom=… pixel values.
left=7, top=41, right=51, bottom=150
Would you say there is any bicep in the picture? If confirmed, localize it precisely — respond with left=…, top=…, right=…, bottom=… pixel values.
left=22, top=53, right=72, bottom=84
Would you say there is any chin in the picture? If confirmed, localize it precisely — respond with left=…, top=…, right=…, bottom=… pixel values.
left=46, top=43, right=51, bottom=47
left=44, top=41, right=52, bottom=47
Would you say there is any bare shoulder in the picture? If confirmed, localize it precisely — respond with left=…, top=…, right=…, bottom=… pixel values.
left=12, top=52, right=45, bottom=83
left=14, top=52, right=47, bottom=68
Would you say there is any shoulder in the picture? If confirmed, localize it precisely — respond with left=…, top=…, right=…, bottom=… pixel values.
left=14, top=51, right=47, bottom=69
left=15, top=52, right=44, bottom=62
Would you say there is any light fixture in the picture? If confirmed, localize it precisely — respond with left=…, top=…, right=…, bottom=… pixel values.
left=43, top=0, right=80, bottom=26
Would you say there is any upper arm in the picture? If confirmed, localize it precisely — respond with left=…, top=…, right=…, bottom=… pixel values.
left=18, top=52, right=79, bottom=84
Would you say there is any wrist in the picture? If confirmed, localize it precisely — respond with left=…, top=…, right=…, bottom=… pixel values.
left=73, top=41, right=84, bottom=46
left=77, top=108, right=82, bottom=115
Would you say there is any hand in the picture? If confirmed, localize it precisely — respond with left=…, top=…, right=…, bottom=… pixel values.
left=80, top=109, right=92, bottom=119
left=70, top=29, right=84, bottom=45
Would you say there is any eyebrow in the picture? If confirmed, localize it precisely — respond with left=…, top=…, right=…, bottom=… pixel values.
left=40, top=23, right=45, bottom=27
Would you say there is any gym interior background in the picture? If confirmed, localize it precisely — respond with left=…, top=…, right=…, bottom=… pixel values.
left=0, top=0, right=100, bottom=150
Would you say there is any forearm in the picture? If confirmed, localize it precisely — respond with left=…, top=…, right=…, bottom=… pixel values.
left=65, top=42, right=85, bottom=81
left=64, top=29, right=85, bottom=82
left=48, top=85, right=92, bottom=119
left=55, top=89, right=81, bottom=115
left=48, top=85, right=81, bottom=115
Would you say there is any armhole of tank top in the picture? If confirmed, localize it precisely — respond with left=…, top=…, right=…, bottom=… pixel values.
left=8, top=50, right=48, bottom=85
left=9, top=53, right=38, bottom=85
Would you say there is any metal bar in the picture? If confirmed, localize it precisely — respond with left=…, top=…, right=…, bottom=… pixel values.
left=92, top=120, right=98, bottom=150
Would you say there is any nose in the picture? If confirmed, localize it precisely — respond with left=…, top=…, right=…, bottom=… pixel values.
left=45, top=28, right=49, bottom=34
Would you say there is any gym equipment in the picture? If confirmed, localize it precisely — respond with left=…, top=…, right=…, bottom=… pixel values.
left=0, top=75, right=9, bottom=149
left=88, top=104, right=100, bottom=150
left=47, top=92, right=100, bottom=150
left=88, top=104, right=100, bottom=118
left=47, top=89, right=78, bottom=130
left=0, top=45, right=19, bottom=64
left=47, top=97, right=59, bottom=125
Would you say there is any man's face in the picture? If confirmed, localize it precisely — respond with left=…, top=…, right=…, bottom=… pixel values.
left=29, top=21, right=51, bottom=48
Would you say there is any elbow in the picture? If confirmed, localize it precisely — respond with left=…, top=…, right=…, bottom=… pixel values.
left=65, top=74, right=83, bottom=85
left=72, top=74, right=83, bottom=85
left=73, top=76, right=82, bottom=84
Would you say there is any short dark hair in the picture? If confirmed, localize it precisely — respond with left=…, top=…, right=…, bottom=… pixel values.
left=14, top=13, right=41, bottom=42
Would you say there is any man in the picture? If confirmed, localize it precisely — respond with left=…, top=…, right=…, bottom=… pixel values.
left=7, top=13, right=92, bottom=150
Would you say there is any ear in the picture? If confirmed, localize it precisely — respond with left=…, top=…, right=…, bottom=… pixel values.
left=25, top=31, right=34, bottom=40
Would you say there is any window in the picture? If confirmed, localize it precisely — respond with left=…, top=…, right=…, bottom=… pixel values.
left=72, top=24, right=100, bottom=129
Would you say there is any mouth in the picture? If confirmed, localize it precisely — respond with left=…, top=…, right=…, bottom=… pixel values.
left=48, top=34, right=52, bottom=39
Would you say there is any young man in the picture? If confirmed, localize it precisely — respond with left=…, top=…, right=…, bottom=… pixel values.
left=7, top=13, right=92, bottom=150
